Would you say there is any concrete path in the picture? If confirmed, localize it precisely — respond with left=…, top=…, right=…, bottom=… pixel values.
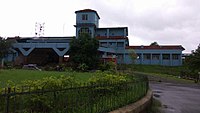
left=150, top=82, right=200, bottom=113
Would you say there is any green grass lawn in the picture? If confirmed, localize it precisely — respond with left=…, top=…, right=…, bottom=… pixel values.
left=124, top=64, right=194, bottom=84
left=126, top=64, right=185, bottom=76
left=134, top=71, right=194, bottom=84
left=0, top=69, right=95, bottom=88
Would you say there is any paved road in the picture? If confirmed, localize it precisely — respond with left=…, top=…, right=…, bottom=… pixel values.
left=150, top=82, right=200, bottom=113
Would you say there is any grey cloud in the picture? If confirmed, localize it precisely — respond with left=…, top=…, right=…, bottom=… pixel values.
left=90, top=0, right=200, bottom=52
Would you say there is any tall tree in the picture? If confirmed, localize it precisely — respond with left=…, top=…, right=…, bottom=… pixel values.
left=69, top=33, right=100, bottom=70
left=186, top=44, right=200, bottom=71
left=0, top=37, right=12, bottom=67
left=185, top=44, right=200, bottom=81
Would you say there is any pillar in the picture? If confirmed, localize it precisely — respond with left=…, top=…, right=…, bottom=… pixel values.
left=24, top=56, right=28, bottom=65
left=107, top=29, right=109, bottom=38
left=141, top=53, right=144, bottom=64
left=170, top=54, right=172, bottom=66
left=180, top=54, right=182, bottom=65
left=160, top=54, right=163, bottom=65
left=59, top=56, right=63, bottom=64
left=124, top=28, right=126, bottom=38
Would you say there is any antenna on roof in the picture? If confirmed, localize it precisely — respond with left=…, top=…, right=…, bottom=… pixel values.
left=35, top=22, right=45, bottom=37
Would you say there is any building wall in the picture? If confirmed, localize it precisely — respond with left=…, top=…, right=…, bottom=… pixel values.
left=76, top=12, right=99, bottom=27
left=124, top=49, right=183, bottom=66
left=99, top=39, right=126, bottom=50
left=4, top=53, right=17, bottom=62
left=96, top=28, right=126, bottom=37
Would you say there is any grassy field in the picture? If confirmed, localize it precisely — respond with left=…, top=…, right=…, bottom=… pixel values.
left=0, top=69, right=95, bottom=88
left=126, top=64, right=185, bottom=76
left=134, top=71, right=194, bottom=84
left=0, top=64, right=193, bottom=87
left=126, top=64, right=194, bottom=83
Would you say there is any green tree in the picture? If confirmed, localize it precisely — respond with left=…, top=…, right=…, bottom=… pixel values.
left=150, top=42, right=159, bottom=46
left=185, top=44, right=200, bottom=81
left=0, top=37, right=12, bottom=67
left=128, top=49, right=137, bottom=64
left=69, top=33, right=100, bottom=70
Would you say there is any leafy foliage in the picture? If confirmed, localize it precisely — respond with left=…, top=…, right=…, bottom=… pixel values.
left=98, top=61, right=117, bottom=72
left=0, top=38, right=12, bottom=59
left=185, top=44, right=200, bottom=72
left=69, top=33, right=100, bottom=70
left=128, top=50, right=137, bottom=64
left=185, top=44, right=200, bottom=80
left=88, top=71, right=127, bottom=85
left=0, top=71, right=148, bottom=113
left=150, top=42, right=159, bottom=46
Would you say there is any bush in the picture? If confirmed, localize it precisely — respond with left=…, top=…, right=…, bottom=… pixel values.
left=89, top=72, right=127, bottom=85
left=88, top=72, right=128, bottom=96
left=77, top=63, right=89, bottom=72
left=98, top=61, right=116, bottom=72
left=20, top=75, right=78, bottom=90
left=0, top=71, right=147, bottom=113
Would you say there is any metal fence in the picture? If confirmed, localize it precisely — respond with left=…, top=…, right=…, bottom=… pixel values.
left=0, top=75, right=148, bottom=113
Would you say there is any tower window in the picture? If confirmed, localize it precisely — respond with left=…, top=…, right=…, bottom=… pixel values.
left=78, top=28, right=91, bottom=35
left=82, top=14, right=88, bottom=20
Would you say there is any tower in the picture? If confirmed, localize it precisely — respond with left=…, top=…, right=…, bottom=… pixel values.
left=74, top=9, right=100, bottom=38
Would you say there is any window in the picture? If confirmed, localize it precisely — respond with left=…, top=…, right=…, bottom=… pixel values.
left=100, top=42, right=107, bottom=47
left=163, top=54, right=170, bottom=60
left=78, top=28, right=91, bottom=35
left=109, top=42, right=116, bottom=47
left=117, top=54, right=123, bottom=59
left=152, top=54, right=160, bottom=60
left=117, top=42, right=124, bottom=47
left=82, top=14, right=88, bottom=20
left=108, top=42, right=113, bottom=47
left=144, top=54, right=151, bottom=60
left=172, top=54, right=179, bottom=60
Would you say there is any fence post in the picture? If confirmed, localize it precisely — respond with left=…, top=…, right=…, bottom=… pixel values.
left=6, top=87, right=11, bottom=113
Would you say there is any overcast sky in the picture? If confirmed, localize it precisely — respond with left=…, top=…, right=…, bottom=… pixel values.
left=0, top=0, right=199, bottom=53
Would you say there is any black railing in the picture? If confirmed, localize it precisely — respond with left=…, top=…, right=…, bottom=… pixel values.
left=0, top=75, right=148, bottom=113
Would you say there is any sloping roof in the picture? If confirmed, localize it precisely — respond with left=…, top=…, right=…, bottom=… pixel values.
left=75, top=9, right=100, bottom=19
left=125, top=45, right=185, bottom=50
left=97, top=27, right=128, bottom=30
left=96, top=36, right=128, bottom=40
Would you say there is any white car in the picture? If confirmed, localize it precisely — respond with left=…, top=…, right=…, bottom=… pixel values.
left=22, top=64, right=41, bottom=71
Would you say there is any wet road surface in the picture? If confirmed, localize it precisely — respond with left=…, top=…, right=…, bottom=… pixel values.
left=150, top=82, right=200, bottom=113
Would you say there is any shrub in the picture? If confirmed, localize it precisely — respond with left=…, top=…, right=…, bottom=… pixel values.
left=77, top=63, right=89, bottom=72
left=99, top=61, right=116, bottom=72
left=25, top=95, right=52, bottom=113
left=19, top=75, right=78, bottom=90
left=89, top=73, right=127, bottom=85
left=88, top=72, right=128, bottom=96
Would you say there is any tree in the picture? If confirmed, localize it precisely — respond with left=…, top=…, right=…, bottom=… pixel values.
left=68, top=33, right=100, bottom=70
left=150, top=42, right=159, bottom=46
left=0, top=37, right=12, bottom=68
left=128, top=49, right=137, bottom=64
left=185, top=44, right=200, bottom=82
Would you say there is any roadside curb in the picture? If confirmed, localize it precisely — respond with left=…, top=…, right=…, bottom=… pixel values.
left=109, top=89, right=153, bottom=113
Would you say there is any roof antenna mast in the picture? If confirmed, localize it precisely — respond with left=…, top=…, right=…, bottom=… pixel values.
left=35, top=22, right=45, bottom=37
